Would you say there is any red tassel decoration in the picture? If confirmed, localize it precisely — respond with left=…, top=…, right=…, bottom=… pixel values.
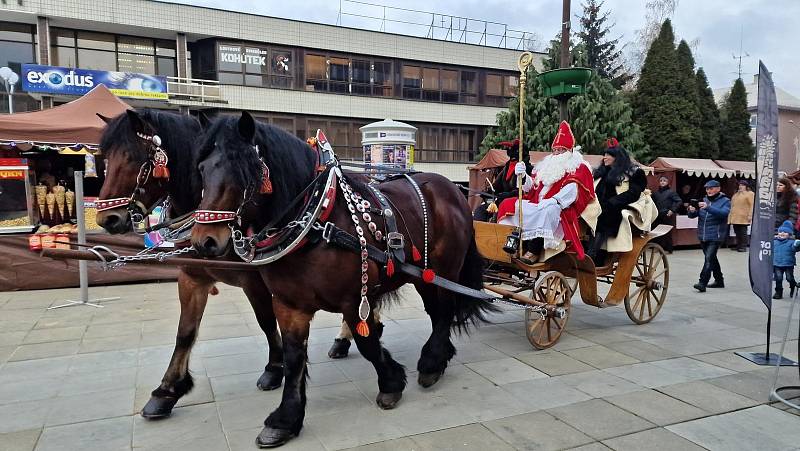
left=153, top=164, right=169, bottom=179
left=386, top=259, right=395, bottom=277
left=422, top=269, right=435, bottom=283
left=355, top=320, right=370, bottom=337
left=209, top=285, right=219, bottom=296
left=260, top=165, right=273, bottom=194
left=412, top=246, right=422, bottom=262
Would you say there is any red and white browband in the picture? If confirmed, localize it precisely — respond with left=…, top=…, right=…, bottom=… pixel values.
left=96, top=198, right=130, bottom=212
left=193, top=210, right=237, bottom=224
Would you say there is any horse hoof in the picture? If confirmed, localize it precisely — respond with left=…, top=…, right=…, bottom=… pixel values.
left=141, top=396, right=179, bottom=419
left=257, top=366, right=283, bottom=391
left=327, top=338, right=351, bottom=359
left=376, top=391, right=402, bottom=410
left=418, top=371, right=444, bottom=388
left=255, top=426, right=296, bottom=448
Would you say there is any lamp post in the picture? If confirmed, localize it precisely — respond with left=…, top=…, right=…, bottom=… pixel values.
left=0, top=67, right=19, bottom=114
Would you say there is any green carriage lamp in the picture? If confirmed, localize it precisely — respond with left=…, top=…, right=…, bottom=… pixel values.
left=536, top=67, right=593, bottom=99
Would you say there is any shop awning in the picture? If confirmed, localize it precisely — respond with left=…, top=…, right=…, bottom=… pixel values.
left=0, top=84, right=131, bottom=148
left=650, top=157, right=735, bottom=178
left=714, top=159, right=756, bottom=179
left=527, top=151, right=654, bottom=175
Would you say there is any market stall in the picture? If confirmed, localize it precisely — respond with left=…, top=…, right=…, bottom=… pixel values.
left=649, top=157, right=739, bottom=246
left=0, top=85, right=178, bottom=290
left=467, top=149, right=510, bottom=210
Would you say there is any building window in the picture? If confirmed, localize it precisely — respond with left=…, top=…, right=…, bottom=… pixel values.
left=302, top=52, right=389, bottom=96
left=50, top=28, right=176, bottom=77
left=486, top=73, right=518, bottom=106
left=0, top=22, right=37, bottom=113
left=402, top=65, right=421, bottom=99
left=460, top=71, right=477, bottom=104
left=304, top=53, right=327, bottom=92
left=270, top=49, right=293, bottom=89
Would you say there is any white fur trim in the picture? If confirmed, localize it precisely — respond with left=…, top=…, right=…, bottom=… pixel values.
left=533, top=149, right=587, bottom=187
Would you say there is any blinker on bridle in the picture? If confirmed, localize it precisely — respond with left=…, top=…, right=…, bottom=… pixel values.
left=193, top=143, right=271, bottom=225
left=96, top=132, right=170, bottom=230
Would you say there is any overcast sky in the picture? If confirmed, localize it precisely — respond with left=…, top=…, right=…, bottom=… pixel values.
left=168, top=0, right=800, bottom=97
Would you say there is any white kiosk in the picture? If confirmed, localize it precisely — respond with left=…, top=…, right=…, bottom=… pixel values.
left=360, top=119, right=417, bottom=171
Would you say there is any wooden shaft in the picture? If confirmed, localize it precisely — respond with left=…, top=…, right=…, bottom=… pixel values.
left=484, top=283, right=556, bottom=311
left=40, top=248, right=259, bottom=271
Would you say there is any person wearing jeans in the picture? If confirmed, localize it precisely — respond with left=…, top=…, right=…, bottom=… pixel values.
left=688, top=180, right=731, bottom=292
left=728, top=180, right=754, bottom=252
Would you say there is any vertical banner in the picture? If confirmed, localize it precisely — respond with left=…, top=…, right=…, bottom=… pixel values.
left=749, top=61, right=779, bottom=309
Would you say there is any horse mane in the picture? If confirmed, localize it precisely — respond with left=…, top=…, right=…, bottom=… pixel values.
left=200, top=116, right=317, bottom=225
left=100, top=109, right=203, bottom=213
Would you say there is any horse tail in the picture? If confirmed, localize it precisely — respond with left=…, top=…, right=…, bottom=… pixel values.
left=452, top=237, right=499, bottom=333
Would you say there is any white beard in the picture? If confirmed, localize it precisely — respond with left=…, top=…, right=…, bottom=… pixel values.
left=533, top=149, right=586, bottom=187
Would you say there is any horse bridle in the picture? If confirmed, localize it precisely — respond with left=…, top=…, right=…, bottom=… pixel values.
left=96, top=132, right=168, bottom=232
left=192, top=143, right=262, bottom=227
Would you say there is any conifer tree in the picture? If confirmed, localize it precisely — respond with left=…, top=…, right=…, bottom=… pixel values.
left=481, top=38, right=649, bottom=161
left=675, top=39, right=702, bottom=156
left=695, top=68, right=721, bottom=158
left=577, top=0, right=629, bottom=87
left=720, top=78, right=755, bottom=161
left=632, top=19, right=701, bottom=158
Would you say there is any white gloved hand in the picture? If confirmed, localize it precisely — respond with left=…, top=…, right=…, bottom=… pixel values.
left=514, top=162, right=527, bottom=176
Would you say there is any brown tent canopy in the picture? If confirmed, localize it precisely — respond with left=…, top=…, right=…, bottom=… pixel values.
left=0, top=84, right=131, bottom=146
left=467, top=149, right=511, bottom=210
left=649, top=157, right=735, bottom=178
left=713, top=159, right=756, bottom=179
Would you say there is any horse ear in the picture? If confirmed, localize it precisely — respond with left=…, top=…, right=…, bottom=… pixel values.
left=96, top=113, right=113, bottom=124
left=125, top=110, right=146, bottom=133
left=198, top=111, right=212, bottom=129
left=238, top=111, right=256, bottom=143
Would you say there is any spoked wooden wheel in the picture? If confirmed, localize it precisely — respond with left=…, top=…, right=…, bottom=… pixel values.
left=625, top=242, right=669, bottom=324
left=525, top=271, right=571, bottom=349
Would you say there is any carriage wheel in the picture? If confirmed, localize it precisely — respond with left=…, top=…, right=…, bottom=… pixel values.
left=625, top=242, right=669, bottom=325
left=525, top=271, right=571, bottom=350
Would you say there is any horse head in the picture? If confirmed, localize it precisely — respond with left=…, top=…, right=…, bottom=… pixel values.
left=96, top=109, right=201, bottom=234
left=192, top=112, right=316, bottom=257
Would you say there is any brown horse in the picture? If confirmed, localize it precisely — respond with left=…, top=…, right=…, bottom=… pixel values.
left=95, top=109, right=283, bottom=418
left=190, top=112, right=495, bottom=447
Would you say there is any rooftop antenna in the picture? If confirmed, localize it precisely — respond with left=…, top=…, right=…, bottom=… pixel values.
left=732, top=24, right=750, bottom=80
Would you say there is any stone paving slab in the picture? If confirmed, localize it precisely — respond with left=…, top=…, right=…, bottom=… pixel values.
left=667, top=405, right=800, bottom=450
left=0, top=249, right=798, bottom=450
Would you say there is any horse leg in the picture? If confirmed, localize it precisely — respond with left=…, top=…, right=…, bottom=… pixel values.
left=142, top=270, right=212, bottom=418
left=415, top=284, right=457, bottom=388
left=328, top=309, right=384, bottom=359
left=241, top=282, right=284, bottom=391
left=257, top=298, right=312, bottom=448
left=327, top=319, right=352, bottom=359
left=344, top=309, right=406, bottom=409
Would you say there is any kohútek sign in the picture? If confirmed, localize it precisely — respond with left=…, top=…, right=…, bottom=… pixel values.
left=22, top=64, right=168, bottom=100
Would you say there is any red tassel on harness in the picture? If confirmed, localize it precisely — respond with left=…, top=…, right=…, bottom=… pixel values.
left=412, top=246, right=422, bottom=262
left=386, top=259, right=395, bottom=277
left=209, top=286, right=219, bottom=296
left=153, top=163, right=169, bottom=179
left=422, top=269, right=435, bottom=284
left=355, top=320, right=370, bottom=337
left=260, top=165, right=273, bottom=194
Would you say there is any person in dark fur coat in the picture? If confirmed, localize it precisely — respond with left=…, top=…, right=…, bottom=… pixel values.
left=587, top=139, right=647, bottom=266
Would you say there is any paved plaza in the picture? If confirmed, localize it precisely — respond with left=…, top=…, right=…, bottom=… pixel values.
left=1, top=249, right=800, bottom=450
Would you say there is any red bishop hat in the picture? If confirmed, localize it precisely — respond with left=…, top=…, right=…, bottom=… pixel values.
left=551, top=121, right=575, bottom=151
left=606, top=137, right=620, bottom=148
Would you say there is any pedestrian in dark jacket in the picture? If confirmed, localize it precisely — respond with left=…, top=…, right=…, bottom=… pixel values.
left=773, top=220, right=800, bottom=299
left=775, top=178, right=798, bottom=230
left=652, top=175, right=681, bottom=252
left=688, top=179, right=731, bottom=292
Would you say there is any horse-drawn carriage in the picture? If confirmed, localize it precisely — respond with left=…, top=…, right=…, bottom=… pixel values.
left=474, top=220, right=671, bottom=349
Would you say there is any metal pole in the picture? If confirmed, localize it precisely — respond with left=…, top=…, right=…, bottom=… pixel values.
left=517, top=52, right=533, bottom=258
left=8, top=84, right=13, bottom=114
left=49, top=171, right=119, bottom=309
left=559, top=0, right=571, bottom=122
